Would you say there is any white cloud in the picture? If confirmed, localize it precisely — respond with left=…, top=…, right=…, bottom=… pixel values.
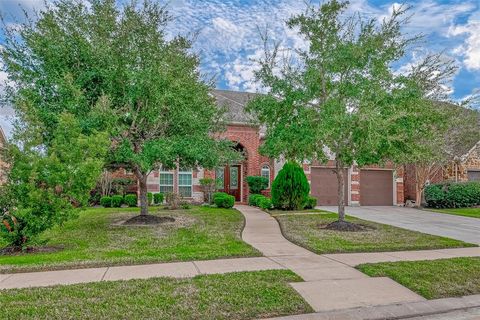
left=448, top=13, right=480, bottom=70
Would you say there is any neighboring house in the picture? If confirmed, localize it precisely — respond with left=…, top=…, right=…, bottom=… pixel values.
left=0, top=126, right=7, bottom=184
left=142, top=89, right=404, bottom=206
left=403, top=140, right=480, bottom=202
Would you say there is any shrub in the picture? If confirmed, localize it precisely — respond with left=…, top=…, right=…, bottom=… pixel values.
left=271, top=161, right=310, bottom=210
left=147, top=192, right=153, bottom=205
left=124, top=194, right=138, bottom=207
left=200, top=178, right=217, bottom=203
left=425, top=182, right=480, bottom=208
left=214, top=193, right=235, bottom=208
left=304, top=196, right=318, bottom=209
left=258, top=197, right=273, bottom=210
left=248, top=194, right=263, bottom=206
left=100, top=196, right=112, bottom=208
left=246, top=176, right=269, bottom=194
left=165, top=192, right=181, bottom=209
left=153, top=193, right=164, bottom=204
left=111, top=195, right=123, bottom=208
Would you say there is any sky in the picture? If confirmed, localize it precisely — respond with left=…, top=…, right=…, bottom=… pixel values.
left=0, top=0, right=479, bottom=136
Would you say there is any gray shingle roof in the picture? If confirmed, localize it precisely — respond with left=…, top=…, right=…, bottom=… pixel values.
left=211, top=89, right=258, bottom=124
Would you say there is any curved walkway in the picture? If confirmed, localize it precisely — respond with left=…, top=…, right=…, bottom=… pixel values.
left=236, top=205, right=480, bottom=313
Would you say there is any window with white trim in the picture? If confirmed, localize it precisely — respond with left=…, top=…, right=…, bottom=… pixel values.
left=261, top=165, right=271, bottom=188
left=178, top=169, right=193, bottom=197
left=159, top=170, right=174, bottom=194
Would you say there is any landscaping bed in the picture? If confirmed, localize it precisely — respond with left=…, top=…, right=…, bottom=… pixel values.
left=357, top=257, right=480, bottom=299
left=427, top=207, right=480, bottom=219
left=0, top=206, right=260, bottom=273
left=275, top=213, right=476, bottom=254
left=0, top=270, right=312, bottom=320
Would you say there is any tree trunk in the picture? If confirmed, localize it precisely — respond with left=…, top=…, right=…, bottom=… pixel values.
left=138, top=173, right=149, bottom=216
left=336, top=160, right=345, bottom=222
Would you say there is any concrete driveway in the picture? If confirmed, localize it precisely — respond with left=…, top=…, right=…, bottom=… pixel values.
left=318, top=206, right=480, bottom=245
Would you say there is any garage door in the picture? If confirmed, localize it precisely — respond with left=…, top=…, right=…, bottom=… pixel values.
left=310, top=167, right=348, bottom=206
left=360, top=170, right=393, bottom=206
left=468, top=170, right=480, bottom=181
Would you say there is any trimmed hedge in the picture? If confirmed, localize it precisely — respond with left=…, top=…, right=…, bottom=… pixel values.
left=248, top=194, right=264, bottom=206
left=304, top=196, right=317, bottom=209
left=153, top=193, right=164, bottom=204
left=124, top=194, right=138, bottom=207
left=213, top=192, right=235, bottom=208
left=111, top=195, right=123, bottom=208
left=425, top=182, right=480, bottom=208
left=100, top=196, right=112, bottom=208
left=258, top=197, right=273, bottom=210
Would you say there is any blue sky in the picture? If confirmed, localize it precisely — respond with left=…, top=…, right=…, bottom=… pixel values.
left=0, top=0, right=479, bottom=135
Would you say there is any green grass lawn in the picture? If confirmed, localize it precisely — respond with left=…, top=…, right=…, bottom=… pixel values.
left=428, top=207, right=480, bottom=219
left=275, top=213, right=476, bottom=254
left=357, top=257, right=480, bottom=299
left=0, top=270, right=312, bottom=320
left=0, top=206, right=260, bottom=273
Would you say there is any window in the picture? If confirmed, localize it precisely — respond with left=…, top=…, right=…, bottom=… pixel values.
left=178, top=169, right=193, bottom=197
left=215, top=167, right=225, bottom=190
left=261, top=165, right=270, bottom=188
left=159, top=170, right=174, bottom=194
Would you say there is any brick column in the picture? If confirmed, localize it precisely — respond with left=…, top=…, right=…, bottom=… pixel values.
left=350, top=165, right=360, bottom=206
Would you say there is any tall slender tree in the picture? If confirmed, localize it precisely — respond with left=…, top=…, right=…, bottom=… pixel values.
left=248, top=0, right=460, bottom=229
left=2, top=0, right=238, bottom=216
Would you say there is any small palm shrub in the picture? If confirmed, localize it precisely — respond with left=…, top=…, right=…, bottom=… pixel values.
left=124, top=194, right=138, bottom=207
left=246, top=176, right=269, bottom=194
left=271, top=161, right=310, bottom=210
left=111, top=195, right=123, bottom=208
left=100, top=196, right=112, bottom=208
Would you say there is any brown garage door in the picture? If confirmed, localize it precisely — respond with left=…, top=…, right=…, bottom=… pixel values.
left=360, top=170, right=393, bottom=206
left=468, top=170, right=480, bottom=181
left=310, top=167, right=348, bottom=206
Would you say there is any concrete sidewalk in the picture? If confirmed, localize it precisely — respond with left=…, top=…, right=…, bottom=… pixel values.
left=236, top=205, right=480, bottom=313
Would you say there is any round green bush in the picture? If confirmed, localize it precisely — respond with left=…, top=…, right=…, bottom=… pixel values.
left=271, top=161, right=310, bottom=210
left=147, top=192, right=153, bottom=205
left=248, top=194, right=263, bottom=206
left=258, top=197, right=272, bottom=210
left=304, top=196, right=317, bottom=209
left=111, top=195, right=123, bottom=208
left=153, top=193, right=164, bottom=204
left=214, top=193, right=235, bottom=208
left=246, top=176, right=269, bottom=194
left=124, top=194, right=138, bottom=207
left=100, top=196, right=112, bottom=208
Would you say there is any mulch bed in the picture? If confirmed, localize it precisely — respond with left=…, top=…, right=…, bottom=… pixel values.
left=123, top=214, right=175, bottom=225
left=319, top=221, right=375, bottom=232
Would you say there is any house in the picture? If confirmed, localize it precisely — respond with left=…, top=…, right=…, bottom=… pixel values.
left=142, top=89, right=404, bottom=206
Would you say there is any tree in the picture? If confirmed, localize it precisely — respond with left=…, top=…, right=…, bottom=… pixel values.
left=248, top=0, right=458, bottom=229
left=0, top=114, right=108, bottom=247
left=271, top=161, right=310, bottom=210
left=402, top=105, right=479, bottom=206
left=1, top=0, right=238, bottom=217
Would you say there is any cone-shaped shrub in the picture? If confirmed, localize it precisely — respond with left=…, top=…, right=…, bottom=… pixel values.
left=271, top=161, right=310, bottom=210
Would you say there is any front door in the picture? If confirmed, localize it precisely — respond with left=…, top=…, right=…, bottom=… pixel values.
left=216, top=165, right=241, bottom=201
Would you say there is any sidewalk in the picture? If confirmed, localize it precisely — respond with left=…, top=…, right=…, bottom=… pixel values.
left=236, top=205, right=480, bottom=313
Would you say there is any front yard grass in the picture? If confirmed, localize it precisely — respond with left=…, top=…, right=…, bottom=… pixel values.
left=0, top=270, right=312, bottom=320
left=427, top=207, right=480, bottom=219
left=275, top=213, right=476, bottom=254
left=0, top=206, right=260, bottom=273
left=357, top=257, right=480, bottom=299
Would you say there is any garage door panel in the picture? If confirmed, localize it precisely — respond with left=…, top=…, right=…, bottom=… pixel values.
left=468, top=170, right=480, bottom=181
left=360, top=170, right=393, bottom=206
left=311, top=168, right=348, bottom=206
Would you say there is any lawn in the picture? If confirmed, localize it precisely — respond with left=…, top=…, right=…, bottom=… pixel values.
left=0, top=270, right=311, bottom=320
left=427, top=207, right=480, bottom=219
left=357, top=257, right=480, bottom=299
left=275, top=213, right=476, bottom=254
left=0, top=206, right=260, bottom=273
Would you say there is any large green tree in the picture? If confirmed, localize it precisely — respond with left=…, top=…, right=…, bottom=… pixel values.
left=248, top=0, right=460, bottom=229
left=2, top=0, right=237, bottom=216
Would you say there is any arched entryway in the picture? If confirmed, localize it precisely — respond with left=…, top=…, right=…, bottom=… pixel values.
left=216, top=143, right=248, bottom=202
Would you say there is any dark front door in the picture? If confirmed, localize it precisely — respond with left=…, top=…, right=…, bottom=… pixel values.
left=216, top=165, right=241, bottom=201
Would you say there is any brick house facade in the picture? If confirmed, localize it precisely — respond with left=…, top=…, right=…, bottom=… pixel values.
left=140, top=89, right=405, bottom=206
